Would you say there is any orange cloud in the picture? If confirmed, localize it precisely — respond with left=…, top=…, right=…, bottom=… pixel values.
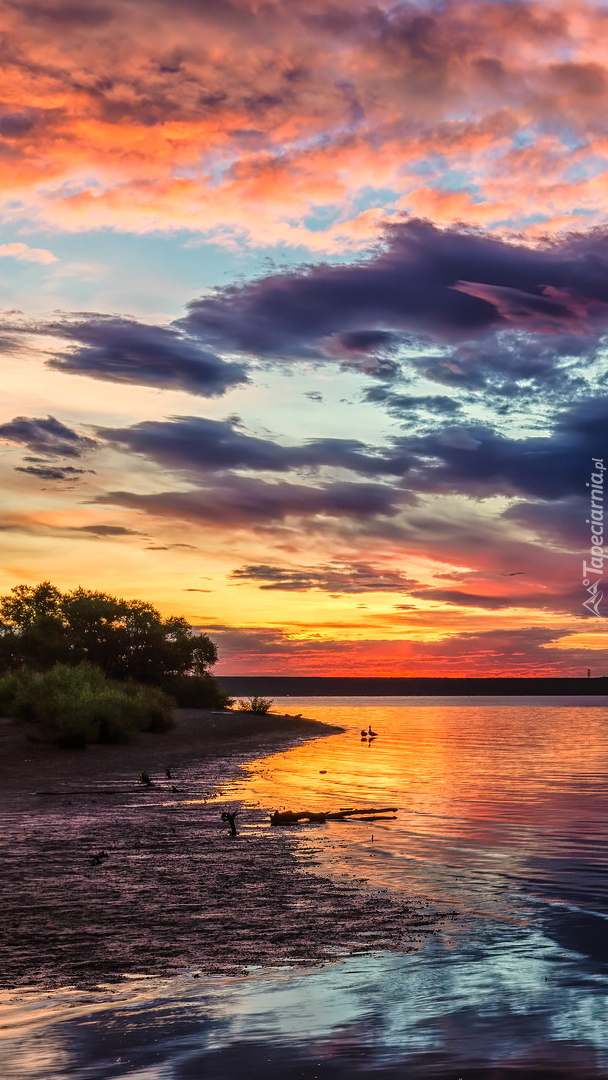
left=1, top=0, right=608, bottom=246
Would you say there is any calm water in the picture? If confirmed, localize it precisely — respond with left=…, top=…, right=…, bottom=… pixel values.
left=239, top=696, right=608, bottom=920
left=2, top=696, right=608, bottom=1079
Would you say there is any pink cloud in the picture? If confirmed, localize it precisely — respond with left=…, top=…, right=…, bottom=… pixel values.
left=2, top=0, right=608, bottom=246
left=451, top=280, right=608, bottom=334
left=0, top=242, right=57, bottom=264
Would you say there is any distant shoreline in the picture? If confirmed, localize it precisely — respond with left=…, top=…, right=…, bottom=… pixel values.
left=218, top=675, right=608, bottom=697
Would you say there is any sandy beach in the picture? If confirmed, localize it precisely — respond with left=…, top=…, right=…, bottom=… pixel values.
left=0, top=709, right=442, bottom=990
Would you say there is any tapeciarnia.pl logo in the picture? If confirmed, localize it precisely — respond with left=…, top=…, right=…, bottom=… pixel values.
left=582, top=458, right=605, bottom=618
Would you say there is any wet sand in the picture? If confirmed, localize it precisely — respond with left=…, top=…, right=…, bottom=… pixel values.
left=0, top=710, right=443, bottom=989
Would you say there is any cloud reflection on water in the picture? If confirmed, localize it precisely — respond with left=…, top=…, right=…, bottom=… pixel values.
left=1, top=923, right=608, bottom=1079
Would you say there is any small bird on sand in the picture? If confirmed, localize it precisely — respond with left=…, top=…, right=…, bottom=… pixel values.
left=139, top=772, right=153, bottom=786
left=91, top=850, right=109, bottom=866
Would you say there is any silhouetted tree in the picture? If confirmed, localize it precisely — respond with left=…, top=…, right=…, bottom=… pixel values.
left=0, top=582, right=219, bottom=686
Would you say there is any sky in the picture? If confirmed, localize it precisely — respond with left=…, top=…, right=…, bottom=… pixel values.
left=1, top=0, right=608, bottom=676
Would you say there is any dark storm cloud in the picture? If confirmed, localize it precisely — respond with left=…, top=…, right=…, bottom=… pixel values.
left=371, top=624, right=608, bottom=676
left=47, top=317, right=248, bottom=397
left=0, top=334, right=22, bottom=354
left=15, top=222, right=608, bottom=402
left=394, top=396, right=608, bottom=500
left=94, top=396, right=607, bottom=530
left=230, top=561, right=418, bottom=592
left=0, top=415, right=97, bottom=457
left=363, top=386, right=463, bottom=420
left=94, top=475, right=402, bottom=527
left=336, top=330, right=401, bottom=352
left=503, top=497, right=585, bottom=548
left=178, top=221, right=608, bottom=366
left=414, top=331, right=599, bottom=397
left=322, top=329, right=403, bottom=379
left=99, top=414, right=414, bottom=476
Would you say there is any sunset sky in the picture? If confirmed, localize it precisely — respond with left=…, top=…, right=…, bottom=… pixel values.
left=1, top=0, right=608, bottom=675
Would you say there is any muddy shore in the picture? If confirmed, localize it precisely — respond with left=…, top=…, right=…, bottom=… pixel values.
left=0, top=710, right=444, bottom=989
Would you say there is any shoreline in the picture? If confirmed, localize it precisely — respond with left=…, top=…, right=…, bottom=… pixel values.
left=0, top=709, right=445, bottom=990
left=0, top=708, right=343, bottom=812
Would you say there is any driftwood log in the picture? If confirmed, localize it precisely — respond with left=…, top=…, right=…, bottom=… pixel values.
left=270, top=807, right=398, bottom=826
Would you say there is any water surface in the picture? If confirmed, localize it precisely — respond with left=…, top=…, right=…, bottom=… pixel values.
left=239, top=696, right=608, bottom=921
left=2, top=696, right=608, bottom=1079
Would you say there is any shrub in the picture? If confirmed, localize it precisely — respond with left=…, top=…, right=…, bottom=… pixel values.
left=3, top=663, right=174, bottom=746
left=0, top=670, right=23, bottom=717
left=122, top=682, right=175, bottom=734
left=237, top=696, right=274, bottom=715
left=161, top=673, right=232, bottom=710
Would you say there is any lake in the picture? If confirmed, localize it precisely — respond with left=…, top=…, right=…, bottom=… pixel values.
left=2, top=696, right=608, bottom=1079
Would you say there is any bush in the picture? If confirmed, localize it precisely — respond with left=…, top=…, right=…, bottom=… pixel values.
left=237, top=696, right=274, bottom=715
left=0, top=670, right=22, bottom=718
left=1, top=663, right=174, bottom=747
left=161, top=673, right=232, bottom=710
left=121, top=682, right=175, bottom=734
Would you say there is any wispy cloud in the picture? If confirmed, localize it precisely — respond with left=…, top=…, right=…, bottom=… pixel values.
left=0, top=243, right=57, bottom=264
left=230, top=561, right=418, bottom=593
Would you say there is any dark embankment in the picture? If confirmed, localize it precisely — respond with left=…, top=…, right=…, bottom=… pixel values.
left=218, top=676, right=608, bottom=697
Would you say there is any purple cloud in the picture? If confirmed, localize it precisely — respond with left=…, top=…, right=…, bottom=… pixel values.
left=47, top=317, right=248, bottom=397
left=0, top=415, right=97, bottom=457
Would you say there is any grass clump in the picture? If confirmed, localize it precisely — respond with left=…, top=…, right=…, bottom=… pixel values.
left=237, top=696, right=274, bottom=715
left=0, top=663, right=174, bottom=747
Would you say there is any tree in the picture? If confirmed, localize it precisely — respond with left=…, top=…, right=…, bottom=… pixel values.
left=0, top=582, right=219, bottom=686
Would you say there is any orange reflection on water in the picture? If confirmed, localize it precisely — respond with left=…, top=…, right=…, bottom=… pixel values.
left=237, top=697, right=608, bottom=911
